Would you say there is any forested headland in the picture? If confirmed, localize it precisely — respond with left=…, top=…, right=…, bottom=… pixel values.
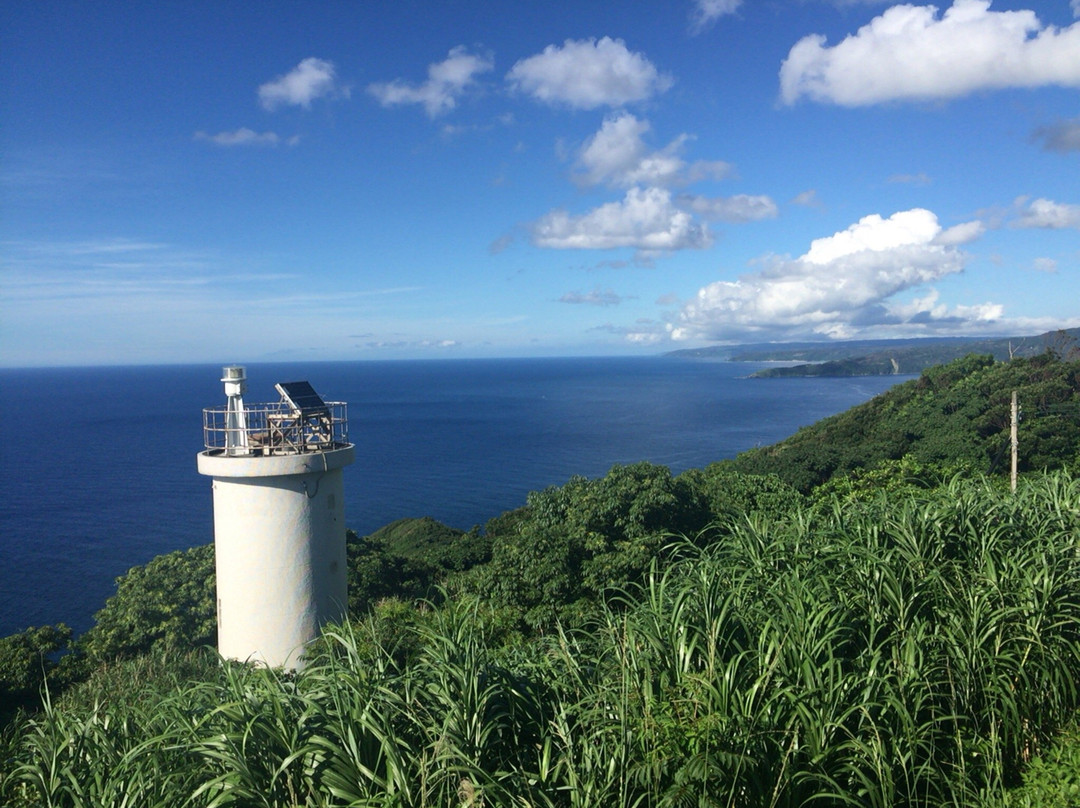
left=2, top=349, right=1079, bottom=806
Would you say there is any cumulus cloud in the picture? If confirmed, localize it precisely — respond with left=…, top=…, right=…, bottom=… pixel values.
left=368, top=46, right=493, bottom=117
left=559, top=288, right=627, bottom=306
left=259, top=58, right=340, bottom=110
left=507, top=37, right=673, bottom=110
left=1032, top=117, right=1080, bottom=152
left=194, top=128, right=282, bottom=147
left=678, top=193, right=779, bottom=222
left=574, top=113, right=731, bottom=188
left=1013, top=197, right=1080, bottom=229
left=690, top=0, right=744, bottom=34
left=780, top=0, right=1080, bottom=106
left=531, top=187, right=712, bottom=252
left=670, top=208, right=994, bottom=342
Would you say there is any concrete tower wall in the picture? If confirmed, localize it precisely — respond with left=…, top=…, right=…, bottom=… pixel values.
left=198, top=445, right=353, bottom=669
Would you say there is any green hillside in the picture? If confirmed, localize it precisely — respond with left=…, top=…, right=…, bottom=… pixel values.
left=730, top=352, right=1080, bottom=491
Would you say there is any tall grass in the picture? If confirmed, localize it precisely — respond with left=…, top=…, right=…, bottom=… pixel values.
left=2, top=471, right=1078, bottom=807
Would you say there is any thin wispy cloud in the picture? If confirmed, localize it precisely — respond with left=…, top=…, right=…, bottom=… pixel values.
left=360, top=338, right=462, bottom=351
left=791, top=189, right=823, bottom=208
left=888, top=172, right=932, bottom=185
left=595, top=320, right=667, bottom=344
left=194, top=128, right=285, bottom=147
left=559, top=288, right=627, bottom=306
left=1032, top=117, right=1080, bottom=152
left=689, top=0, right=743, bottom=34
left=677, top=193, right=779, bottom=222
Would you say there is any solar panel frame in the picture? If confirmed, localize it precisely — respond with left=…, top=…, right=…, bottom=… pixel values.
left=275, top=381, right=330, bottom=417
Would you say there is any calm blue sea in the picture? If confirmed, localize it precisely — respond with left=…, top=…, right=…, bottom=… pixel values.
left=0, top=357, right=910, bottom=637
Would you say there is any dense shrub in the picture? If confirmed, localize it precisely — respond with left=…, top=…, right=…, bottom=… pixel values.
left=77, top=544, right=217, bottom=663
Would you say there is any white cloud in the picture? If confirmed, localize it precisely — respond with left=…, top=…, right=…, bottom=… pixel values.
left=887, top=289, right=1004, bottom=324
left=194, top=128, right=281, bottom=147
left=507, top=37, right=673, bottom=110
left=259, top=58, right=340, bottom=110
left=574, top=113, right=731, bottom=188
left=1033, top=257, right=1059, bottom=273
left=1032, top=117, right=1080, bottom=152
left=670, top=208, right=990, bottom=342
left=559, top=288, right=627, bottom=306
left=678, top=193, right=779, bottom=222
left=690, top=0, right=744, bottom=34
left=626, top=330, right=665, bottom=345
left=780, top=0, right=1080, bottom=106
left=368, top=46, right=493, bottom=117
left=934, top=220, right=986, bottom=245
left=531, top=186, right=712, bottom=251
left=801, top=208, right=941, bottom=263
left=1013, top=197, right=1080, bottom=229
left=592, top=320, right=667, bottom=344
left=791, top=189, right=822, bottom=208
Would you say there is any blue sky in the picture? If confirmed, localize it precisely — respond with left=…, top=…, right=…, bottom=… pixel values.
left=2, top=0, right=1078, bottom=366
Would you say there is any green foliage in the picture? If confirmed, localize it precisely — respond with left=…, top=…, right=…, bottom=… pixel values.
left=809, top=454, right=976, bottom=505
left=732, top=353, right=1080, bottom=492
left=345, top=530, right=438, bottom=616
left=345, top=519, right=493, bottom=617
left=678, top=463, right=804, bottom=523
left=367, top=516, right=491, bottom=572
left=4, top=472, right=1079, bottom=807
left=0, top=625, right=72, bottom=723
left=469, top=461, right=711, bottom=625
left=993, top=723, right=1080, bottom=807
left=0, top=625, right=72, bottom=697
left=78, top=544, right=217, bottom=663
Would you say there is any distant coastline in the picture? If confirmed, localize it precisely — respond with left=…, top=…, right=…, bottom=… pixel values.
left=666, top=328, right=1080, bottom=377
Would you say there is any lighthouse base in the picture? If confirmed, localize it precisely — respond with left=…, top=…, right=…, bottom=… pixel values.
left=198, top=445, right=354, bottom=670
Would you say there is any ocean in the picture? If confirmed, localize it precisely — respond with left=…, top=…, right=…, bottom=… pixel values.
left=0, top=357, right=911, bottom=637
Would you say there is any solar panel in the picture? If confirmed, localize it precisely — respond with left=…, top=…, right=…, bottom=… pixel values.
left=275, top=381, right=330, bottom=417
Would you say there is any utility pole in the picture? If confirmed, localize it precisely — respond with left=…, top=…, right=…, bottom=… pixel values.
left=1011, top=390, right=1018, bottom=493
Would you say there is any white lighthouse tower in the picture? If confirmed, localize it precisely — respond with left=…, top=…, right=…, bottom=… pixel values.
left=197, top=366, right=354, bottom=670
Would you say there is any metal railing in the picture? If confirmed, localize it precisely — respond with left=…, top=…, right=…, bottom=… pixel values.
left=202, top=401, right=349, bottom=456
